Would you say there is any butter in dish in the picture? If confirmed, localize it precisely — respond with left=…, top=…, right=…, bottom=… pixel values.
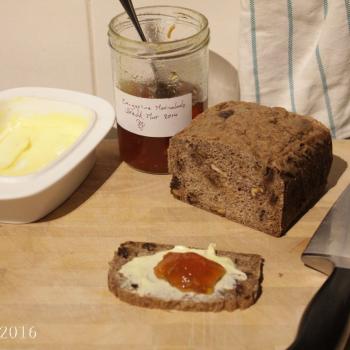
left=0, top=87, right=115, bottom=223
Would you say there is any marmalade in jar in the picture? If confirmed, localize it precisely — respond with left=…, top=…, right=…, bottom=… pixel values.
left=109, top=6, right=209, bottom=174
left=117, top=80, right=207, bottom=174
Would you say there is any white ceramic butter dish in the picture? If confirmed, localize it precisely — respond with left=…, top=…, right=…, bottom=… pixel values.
left=0, top=87, right=115, bottom=224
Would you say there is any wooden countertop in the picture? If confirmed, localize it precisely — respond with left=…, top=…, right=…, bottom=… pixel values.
left=0, top=139, right=349, bottom=350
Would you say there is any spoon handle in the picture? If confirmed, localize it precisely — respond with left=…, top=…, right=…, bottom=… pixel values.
left=119, top=0, right=147, bottom=42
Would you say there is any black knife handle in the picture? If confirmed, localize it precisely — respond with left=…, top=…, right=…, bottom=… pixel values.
left=288, top=267, right=350, bottom=350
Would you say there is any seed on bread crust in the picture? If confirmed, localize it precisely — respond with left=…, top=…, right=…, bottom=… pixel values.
left=170, top=176, right=181, bottom=190
left=117, top=246, right=129, bottom=259
left=218, top=110, right=234, bottom=119
left=235, top=284, right=244, bottom=296
left=142, top=242, right=157, bottom=251
left=186, top=193, right=198, bottom=204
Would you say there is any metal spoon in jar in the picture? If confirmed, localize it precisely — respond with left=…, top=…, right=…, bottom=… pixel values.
left=118, top=0, right=177, bottom=98
left=119, top=0, right=147, bottom=41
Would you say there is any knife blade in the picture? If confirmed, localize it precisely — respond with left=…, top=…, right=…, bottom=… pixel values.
left=288, top=184, right=350, bottom=350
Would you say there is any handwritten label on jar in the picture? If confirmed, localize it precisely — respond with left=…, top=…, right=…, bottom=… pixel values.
left=115, top=88, right=192, bottom=137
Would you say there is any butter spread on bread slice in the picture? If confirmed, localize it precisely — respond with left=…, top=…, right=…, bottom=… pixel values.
left=108, top=241, right=263, bottom=312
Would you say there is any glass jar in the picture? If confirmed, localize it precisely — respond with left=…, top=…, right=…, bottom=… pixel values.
left=108, top=6, right=209, bottom=174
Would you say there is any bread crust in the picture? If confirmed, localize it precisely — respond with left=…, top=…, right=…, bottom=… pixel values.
left=108, top=241, right=263, bottom=312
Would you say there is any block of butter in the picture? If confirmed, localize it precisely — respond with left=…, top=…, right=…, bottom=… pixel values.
left=0, top=96, right=94, bottom=176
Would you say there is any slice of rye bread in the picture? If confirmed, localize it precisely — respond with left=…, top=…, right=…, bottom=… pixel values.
left=108, top=241, right=264, bottom=312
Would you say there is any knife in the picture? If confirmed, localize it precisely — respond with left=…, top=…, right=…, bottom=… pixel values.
left=288, top=184, right=350, bottom=350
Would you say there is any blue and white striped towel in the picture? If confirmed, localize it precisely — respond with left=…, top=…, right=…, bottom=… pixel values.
left=239, top=0, right=350, bottom=139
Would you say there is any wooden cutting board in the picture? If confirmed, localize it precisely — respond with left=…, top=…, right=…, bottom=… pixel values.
left=0, top=139, right=349, bottom=350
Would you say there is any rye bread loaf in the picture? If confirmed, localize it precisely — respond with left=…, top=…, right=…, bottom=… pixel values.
left=108, top=241, right=263, bottom=312
left=168, top=101, right=333, bottom=236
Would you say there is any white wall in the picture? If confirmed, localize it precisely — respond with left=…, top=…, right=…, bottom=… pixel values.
left=0, top=0, right=240, bottom=104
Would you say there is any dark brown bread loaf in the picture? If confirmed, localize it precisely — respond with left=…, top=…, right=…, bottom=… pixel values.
left=108, top=241, right=263, bottom=312
left=168, top=101, right=333, bottom=236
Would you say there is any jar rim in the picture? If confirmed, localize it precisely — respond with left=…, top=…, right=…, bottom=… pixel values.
left=108, top=5, right=209, bottom=57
